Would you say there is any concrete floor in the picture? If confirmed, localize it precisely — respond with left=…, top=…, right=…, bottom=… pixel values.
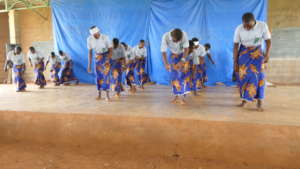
left=0, top=84, right=300, bottom=126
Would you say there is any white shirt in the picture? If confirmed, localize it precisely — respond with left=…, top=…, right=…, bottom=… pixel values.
left=27, top=51, right=44, bottom=65
left=60, top=53, right=71, bottom=62
left=87, top=34, right=112, bottom=54
left=48, top=55, right=61, bottom=66
left=112, top=46, right=125, bottom=60
left=161, top=30, right=189, bottom=54
left=234, top=21, right=271, bottom=47
left=124, top=46, right=135, bottom=62
left=7, top=51, right=25, bottom=66
left=133, top=45, right=147, bottom=58
left=192, top=45, right=206, bottom=65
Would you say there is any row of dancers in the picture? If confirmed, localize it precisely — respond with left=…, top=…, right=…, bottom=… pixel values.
left=4, top=12, right=271, bottom=111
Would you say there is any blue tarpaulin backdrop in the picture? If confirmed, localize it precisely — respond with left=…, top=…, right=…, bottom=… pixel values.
left=51, top=0, right=267, bottom=85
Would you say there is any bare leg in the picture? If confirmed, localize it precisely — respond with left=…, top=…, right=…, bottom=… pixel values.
left=96, top=90, right=101, bottom=100
left=257, top=99, right=264, bottom=112
left=178, top=96, right=186, bottom=105
left=105, top=90, right=110, bottom=102
left=238, top=100, right=247, bottom=107
left=171, top=96, right=178, bottom=104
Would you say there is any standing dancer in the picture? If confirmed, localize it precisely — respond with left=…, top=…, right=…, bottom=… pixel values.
left=202, top=43, right=215, bottom=86
left=46, top=52, right=62, bottom=86
left=111, top=38, right=125, bottom=98
left=59, top=50, right=79, bottom=85
left=87, top=26, right=112, bottom=101
left=133, top=40, right=147, bottom=89
left=28, top=47, right=46, bottom=88
left=6, top=47, right=27, bottom=92
left=233, top=12, right=271, bottom=111
left=122, top=42, right=137, bottom=93
left=161, top=28, right=190, bottom=105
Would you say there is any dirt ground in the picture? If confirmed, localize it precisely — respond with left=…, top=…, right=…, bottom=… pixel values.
left=1, top=85, right=300, bottom=169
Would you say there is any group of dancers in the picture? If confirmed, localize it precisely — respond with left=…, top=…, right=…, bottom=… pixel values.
left=4, top=47, right=79, bottom=91
left=4, top=12, right=271, bottom=111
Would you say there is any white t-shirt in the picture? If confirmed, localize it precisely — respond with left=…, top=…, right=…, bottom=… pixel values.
left=133, top=45, right=147, bottom=59
left=59, top=53, right=71, bottom=62
left=48, top=55, right=61, bottom=66
left=234, top=21, right=271, bottom=47
left=124, top=46, right=135, bottom=62
left=112, top=46, right=125, bottom=60
left=161, top=30, right=189, bottom=54
left=27, top=51, right=44, bottom=65
left=87, top=34, right=112, bottom=54
left=7, top=51, right=25, bottom=66
left=192, top=45, right=206, bottom=65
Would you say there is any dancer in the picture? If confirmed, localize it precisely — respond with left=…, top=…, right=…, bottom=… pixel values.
left=46, top=52, right=62, bottom=86
left=122, top=42, right=137, bottom=93
left=59, top=50, right=79, bottom=85
left=133, top=40, right=147, bottom=89
left=161, top=28, right=190, bottom=105
left=233, top=12, right=271, bottom=111
left=6, top=46, right=27, bottom=92
left=28, top=47, right=46, bottom=88
left=87, top=26, right=112, bottom=101
left=191, top=38, right=207, bottom=95
left=111, top=38, right=125, bottom=98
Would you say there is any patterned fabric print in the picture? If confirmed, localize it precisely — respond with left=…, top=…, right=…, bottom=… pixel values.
left=110, top=59, right=124, bottom=93
left=34, top=61, right=47, bottom=87
left=95, top=52, right=111, bottom=91
left=51, top=63, right=61, bottom=85
left=136, top=58, right=147, bottom=86
left=170, top=53, right=190, bottom=96
left=13, top=65, right=26, bottom=91
left=126, top=61, right=136, bottom=87
left=192, top=64, right=203, bottom=91
left=238, top=45, right=265, bottom=101
left=60, top=60, right=78, bottom=84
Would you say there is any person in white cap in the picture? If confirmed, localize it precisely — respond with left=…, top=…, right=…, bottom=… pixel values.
left=87, top=26, right=113, bottom=101
left=190, top=38, right=207, bottom=95
left=161, top=28, right=190, bottom=105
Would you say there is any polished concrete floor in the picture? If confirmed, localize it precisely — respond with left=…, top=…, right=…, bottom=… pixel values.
left=0, top=83, right=299, bottom=126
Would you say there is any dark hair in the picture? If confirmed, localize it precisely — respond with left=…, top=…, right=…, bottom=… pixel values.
left=59, top=50, right=64, bottom=55
left=191, top=37, right=199, bottom=42
left=140, top=40, right=145, bottom=43
left=113, top=38, right=119, bottom=48
left=242, top=12, right=255, bottom=23
left=51, top=52, right=56, bottom=57
left=29, top=46, right=35, bottom=51
left=189, top=40, right=194, bottom=48
left=15, top=46, right=22, bottom=52
left=171, top=28, right=183, bottom=41
left=90, top=25, right=96, bottom=29
left=121, top=42, right=127, bottom=48
left=204, top=43, right=211, bottom=49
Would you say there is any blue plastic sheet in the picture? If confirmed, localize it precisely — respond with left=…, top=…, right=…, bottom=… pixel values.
left=51, top=0, right=267, bottom=85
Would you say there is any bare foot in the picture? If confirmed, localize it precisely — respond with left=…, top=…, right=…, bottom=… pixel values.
left=171, top=97, right=178, bottom=104
left=237, top=100, right=247, bottom=107
left=257, top=107, right=264, bottom=112
left=96, top=96, right=101, bottom=100
left=105, top=97, right=111, bottom=102
left=179, top=99, right=186, bottom=105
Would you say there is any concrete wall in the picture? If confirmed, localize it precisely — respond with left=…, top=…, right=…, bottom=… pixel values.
left=266, top=0, right=300, bottom=84
left=18, top=8, right=53, bottom=81
left=0, top=13, right=9, bottom=83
